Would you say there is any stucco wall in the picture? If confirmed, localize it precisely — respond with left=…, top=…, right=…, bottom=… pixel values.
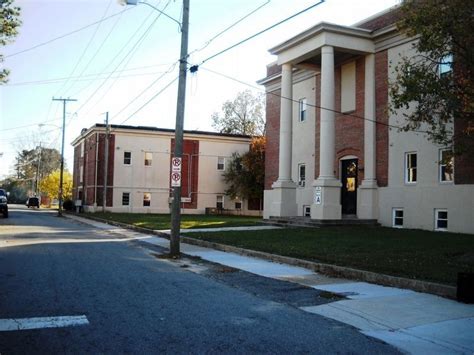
left=292, top=72, right=317, bottom=216
left=379, top=40, right=474, bottom=234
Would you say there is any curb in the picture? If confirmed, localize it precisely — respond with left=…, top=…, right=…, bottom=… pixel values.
left=69, top=213, right=457, bottom=300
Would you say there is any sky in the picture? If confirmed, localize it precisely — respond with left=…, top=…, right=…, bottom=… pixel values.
left=0, top=0, right=400, bottom=180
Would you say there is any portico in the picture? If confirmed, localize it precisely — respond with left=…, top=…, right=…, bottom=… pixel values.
left=263, top=23, right=379, bottom=220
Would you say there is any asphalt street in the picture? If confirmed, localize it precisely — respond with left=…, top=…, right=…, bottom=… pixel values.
left=0, top=205, right=400, bottom=354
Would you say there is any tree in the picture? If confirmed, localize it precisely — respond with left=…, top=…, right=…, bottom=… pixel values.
left=39, top=170, right=72, bottom=200
left=390, top=0, right=474, bottom=152
left=15, top=147, right=62, bottom=183
left=223, top=137, right=265, bottom=203
left=212, top=90, right=265, bottom=136
left=1, top=0, right=21, bottom=84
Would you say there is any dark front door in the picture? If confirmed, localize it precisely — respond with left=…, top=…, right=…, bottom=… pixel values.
left=341, top=159, right=358, bottom=215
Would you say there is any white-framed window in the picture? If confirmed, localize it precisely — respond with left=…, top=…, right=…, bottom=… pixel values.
left=122, top=192, right=130, bottom=206
left=298, top=163, right=306, bottom=187
left=143, top=193, right=151, bottom=207
left=303, top=205, right=311, bottom=217
left=235, top=201, right=242, bottom=210
left=439, top=149, right=454, bottom=183
left=392, top=208, right=404, bottom=228
left=299, top=98, right=307, bottom=122
left=124, top=151, right=132, bottom=165
left=216, top=195, right=223, bottom=209
left=438, top=53, right=453, bottom=77
left=217, top=156, right=225, bottom=171
left=144, top=152, right=152, bottom=166
left=434, top=209, right=448, bottom=231
left=405, top=152, right=417, bottom=184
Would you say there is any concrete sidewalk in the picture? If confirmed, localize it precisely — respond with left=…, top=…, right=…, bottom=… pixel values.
left=66, top=214, right=474, bottom=354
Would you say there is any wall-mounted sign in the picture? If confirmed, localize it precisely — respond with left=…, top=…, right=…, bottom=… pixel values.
left=314, top=186, right=322, bottom=205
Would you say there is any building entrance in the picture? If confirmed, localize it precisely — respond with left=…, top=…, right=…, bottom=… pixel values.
left=341, top=159, right=358, bottom=215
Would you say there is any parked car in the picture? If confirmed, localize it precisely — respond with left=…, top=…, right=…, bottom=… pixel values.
left=0, top=189, right=8, bottom=218
left=26, top=197, right=40, bottom=208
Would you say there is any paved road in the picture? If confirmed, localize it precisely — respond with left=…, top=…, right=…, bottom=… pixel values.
left=0, top=205, right=399, bottom=354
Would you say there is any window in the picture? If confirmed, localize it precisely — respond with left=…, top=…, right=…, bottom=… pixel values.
left=79, top=166, right=83, bottom=183
left=439, top=149, right=454, bottom=182
left=80, top=143, right=84, bottom=158
left=216, top=195, right=223, bottom=209
left=392, top=208, right=404, bottom=228
left=438, top=54, right=453, bottom=77
left=143, top=193, right=151, bottom=207
left=435, top=209, right=448, bottom=231
left=144, top=152, right=152, bottom=166
left=298, top=164, right=306, bottom=187
left=235, top=201, right=242, bottom=210
left=304, top=205, right=311, bottom=217
left=341, top=61, right=356, bottom=112
left=217, top=156, right=225, bottom=171
left=405, top=152, right=417, bottom=183
left=124, top=151, right=132, bottom=165
left=299, top=98, right=307, bottom=122
left=122, top=192, right=130, bottom=206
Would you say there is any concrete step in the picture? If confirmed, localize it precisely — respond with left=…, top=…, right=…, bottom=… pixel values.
left=263, top=216, right=379, bottom=228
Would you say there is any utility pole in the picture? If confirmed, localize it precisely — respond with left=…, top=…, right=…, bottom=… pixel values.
left=52, top=97, right=77, bottom=216
left=170, top=0, right=190, bottom=257
left=102, top=112, right=110, bottom=212
left=35, top=142, right=42, bottom=196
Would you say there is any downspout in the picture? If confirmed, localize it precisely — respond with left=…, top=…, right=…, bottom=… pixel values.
left=94, top=132, right=99, bottom=209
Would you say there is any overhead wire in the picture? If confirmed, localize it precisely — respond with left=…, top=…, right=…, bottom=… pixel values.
left=199, top=65, right=431, bottom=135
left=4, top=7, right=134, bottom=59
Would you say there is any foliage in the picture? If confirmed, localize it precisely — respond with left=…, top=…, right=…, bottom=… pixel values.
left=39, top=170, right=72, bottom=200
left=223, top=137, right=265, bottom=200
left=211, top=90, right=265, bottom=136
left=15, top=147, right=62, bottom=181
left=1, top=0, right=21, bottom=83
left=0, top=177, right=27, bottom=203
left=390, top=0, right=474, bottom=151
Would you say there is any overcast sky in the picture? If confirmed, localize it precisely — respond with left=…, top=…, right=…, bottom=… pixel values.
left=0, top=0, right=399, bottom=179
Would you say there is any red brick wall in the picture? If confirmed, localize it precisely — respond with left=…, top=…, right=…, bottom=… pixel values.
left=72, top=144, right=82, bottom=200
left=454, top=119, right=474, bottom=184
left=357, top=8, right=402, bottom=31
left=170, top=139, right=199, bottom=209
left=335, top=58, right=365, bottom=181
left=265, top=89, right=281, bottom=189
left=375, top=51, right=389, bottom=187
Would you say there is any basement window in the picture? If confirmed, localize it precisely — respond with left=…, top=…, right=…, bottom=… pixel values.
left=143, top=193, right=151, bottom=207
left=124, top=151, right=132, bottom=165
left=392, top=208, right=404, bottom=228
left=435, top=209, right=448, bottom=231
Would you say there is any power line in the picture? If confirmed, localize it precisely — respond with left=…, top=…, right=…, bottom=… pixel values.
left=198, top=0, right=325, bottom=66
left=199, top=66, right=430, bottom=135
left=4, top=7, right=133, bottom=59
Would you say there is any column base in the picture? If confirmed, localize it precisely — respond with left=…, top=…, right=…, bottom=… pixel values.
left=263, top=180, right=297, bottom=218
left=357, top=179, right=378, bottom=220
left=310, top=177, right=342, bottom=220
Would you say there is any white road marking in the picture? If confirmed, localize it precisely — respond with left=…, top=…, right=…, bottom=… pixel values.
left=0, top=315, right=89, bottom=331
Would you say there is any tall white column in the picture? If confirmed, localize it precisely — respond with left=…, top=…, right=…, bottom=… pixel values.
left=278, top=63, right=293, bottom=182
left=311, top=46, right=341, bottom=220
left=319, top=46, right=336, bottom=179
left=266, top=63, right=297, bottom=218
left=358, top=53, right=378, bottom=220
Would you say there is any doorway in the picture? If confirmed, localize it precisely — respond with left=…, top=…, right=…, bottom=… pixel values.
left=341, top=159, right=358, bottom=215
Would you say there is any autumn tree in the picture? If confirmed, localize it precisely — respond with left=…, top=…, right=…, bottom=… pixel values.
left=223, top=137, right=265, bottom=204
left=390, top=0, right=474, bottom=152
left=212, top=90, right=265, bottom=136
left=1, top=0, right=21, bottom=83
left=39, top=170, right=72, bottom=200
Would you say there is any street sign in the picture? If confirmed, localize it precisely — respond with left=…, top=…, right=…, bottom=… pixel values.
left=171, top=157, right=182, bottom=172
left=171, top=172, right=181, bottom=187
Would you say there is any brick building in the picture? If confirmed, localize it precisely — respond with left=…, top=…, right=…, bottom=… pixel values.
left=259, top=7, right=473, bottom=233
left=71, top=124, right=261, bottom=215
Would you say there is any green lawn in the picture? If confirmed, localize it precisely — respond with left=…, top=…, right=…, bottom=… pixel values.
left=189, top=227, right=474, bottom=286
left=90, top=212, right=262, bottom=230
